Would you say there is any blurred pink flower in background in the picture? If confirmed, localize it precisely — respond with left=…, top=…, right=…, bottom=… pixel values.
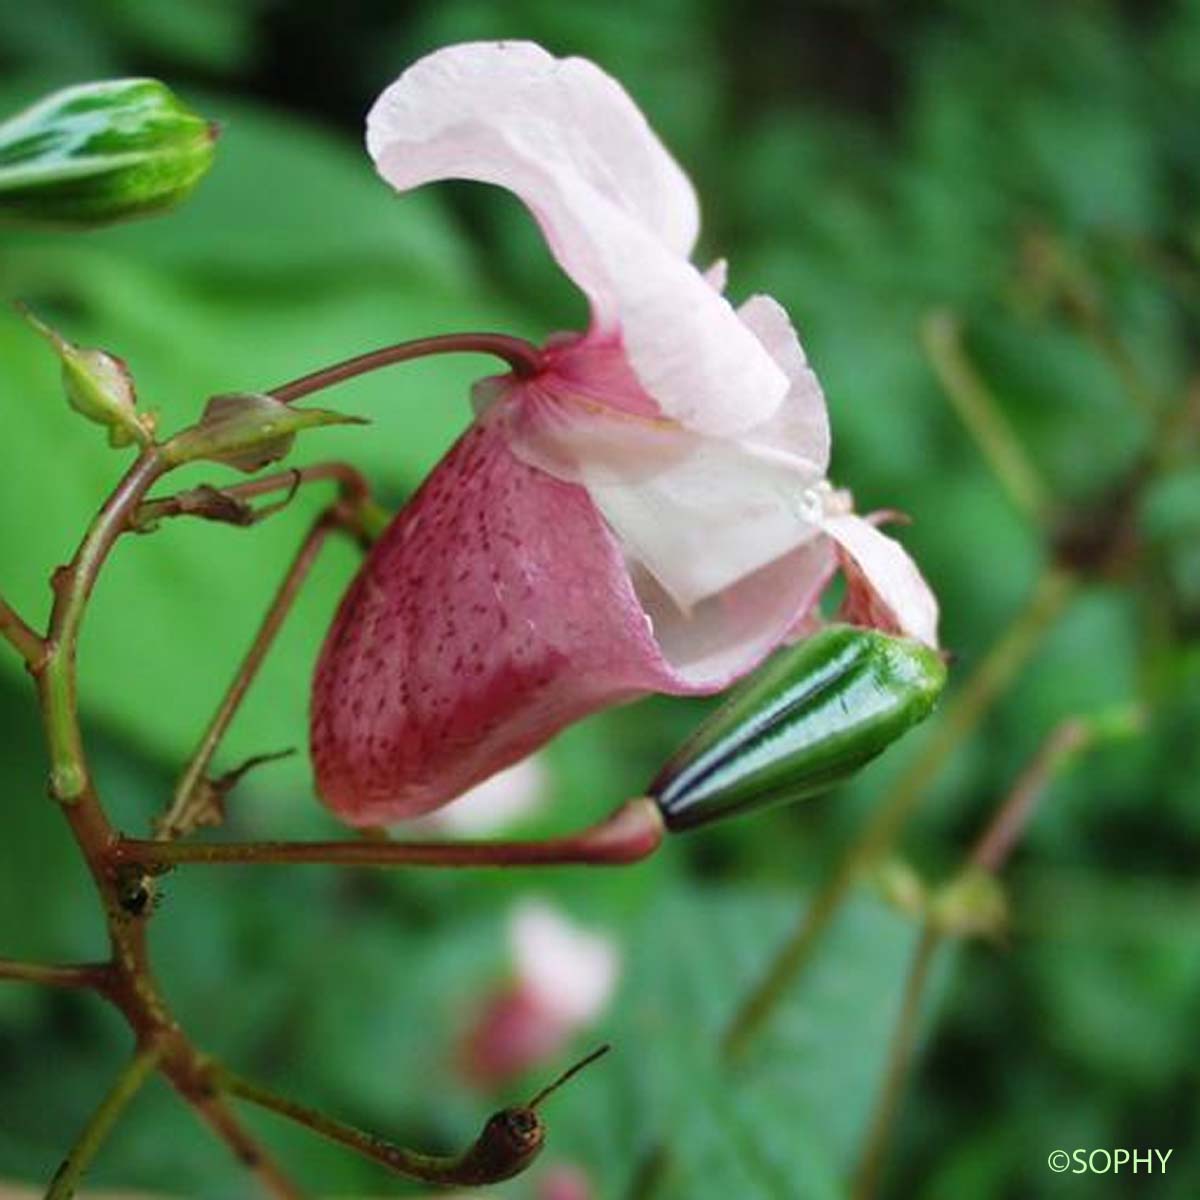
left=311, top=41, right=938, bottom=825
left=459, top=900, right=619, bottom=1090
left=536, top=1163, right=595, bottom=1200
left=412, top=755, right=551, bottom=837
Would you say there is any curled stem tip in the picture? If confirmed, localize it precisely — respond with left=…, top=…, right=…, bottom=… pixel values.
left=215, top=1045, right=612, bottom=1189
left=527, top=1043, right=611, bottom=1109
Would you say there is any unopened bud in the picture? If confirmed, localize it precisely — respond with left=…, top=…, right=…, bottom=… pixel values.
left=19, top=305, right=149, bottom=447
left=0, top=78, right=216, bottom=228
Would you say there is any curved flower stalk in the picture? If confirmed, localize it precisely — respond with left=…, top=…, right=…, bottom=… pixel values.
left=460, top=901, right=620, bottom=1089
left=311, top=41, right=938, bottom=824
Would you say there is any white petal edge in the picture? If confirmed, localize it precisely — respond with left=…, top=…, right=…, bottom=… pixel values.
left=366, top=41, right=788, bottom=436
left=368, top=42, right=699, bottom=256
left=737, top=293, right=831, bottom=477
left=629, top=536, right=838, bottom=687
left=820, top=512, right=940, bottom=647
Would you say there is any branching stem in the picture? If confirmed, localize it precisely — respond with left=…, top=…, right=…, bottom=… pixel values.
left=0, top=958, right=109, bottom=990
left=25, top=446, right=306, bottom=1197
left=159, top=508, right=352, bottom=840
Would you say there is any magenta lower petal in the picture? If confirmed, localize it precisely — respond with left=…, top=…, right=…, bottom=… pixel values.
left=311, top=413, right=690, bottom=824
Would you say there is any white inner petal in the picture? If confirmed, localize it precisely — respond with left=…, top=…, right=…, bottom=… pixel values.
left=586, top=442, right=826, bottom=610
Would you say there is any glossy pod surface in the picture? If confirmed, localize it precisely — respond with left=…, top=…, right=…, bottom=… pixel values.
left=650, top=625, right=946, bottom=831
left=0, top=79, right=215, bottom=228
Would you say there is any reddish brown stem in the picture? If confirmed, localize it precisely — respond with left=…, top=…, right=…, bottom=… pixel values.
left=268, top=332, right=542, bottom=404
left=968, top=717, right=1093, bottom=873
left=133, top=461, right=373, bottom=529
left=0, top=958, right=110, bottom=990
left=0, top=592, right=44, bottom=668
left=30, top=448, right=305, bottom=1198
left=114, top=797, right=666, bottom=871
left=214, top=1048, right=607, bottom=1188
left=158, top=507, right=351, bottom=840
left=182, top=1086, right=304, bottom=1199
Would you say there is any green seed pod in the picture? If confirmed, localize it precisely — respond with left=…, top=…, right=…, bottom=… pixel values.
left=0, top=78, right=216, bottom=228
left=650, top=625, right=947, bottom=831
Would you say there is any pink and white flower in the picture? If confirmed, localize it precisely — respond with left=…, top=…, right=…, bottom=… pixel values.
left=311, top=41, right=937, bottom=824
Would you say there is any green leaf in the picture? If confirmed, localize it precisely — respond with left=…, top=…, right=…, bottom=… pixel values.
left=567, top=886, right=936, bottom=1198
left=163, top=391, right=366, bottom=473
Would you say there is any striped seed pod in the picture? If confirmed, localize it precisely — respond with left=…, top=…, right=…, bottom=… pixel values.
left=650, top=625, right=946, bottom=831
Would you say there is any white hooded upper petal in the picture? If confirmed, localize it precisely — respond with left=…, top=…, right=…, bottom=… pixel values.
left=366, top=41, right=787, bottom=436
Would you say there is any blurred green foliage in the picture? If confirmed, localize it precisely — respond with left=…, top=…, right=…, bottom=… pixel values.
left=1, top=1, right=1198, bottom=1198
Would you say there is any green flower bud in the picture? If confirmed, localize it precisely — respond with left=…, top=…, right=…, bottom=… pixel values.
left=650, top=625, right=947, bottom=832
left=19, top=305, right=150, bottom=447
left=0, top=78, right=216, bottom=228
